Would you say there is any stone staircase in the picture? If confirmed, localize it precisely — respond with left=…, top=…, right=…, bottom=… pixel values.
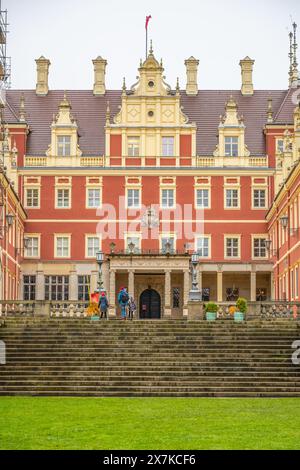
left=0, top=317, right=300, bottom=397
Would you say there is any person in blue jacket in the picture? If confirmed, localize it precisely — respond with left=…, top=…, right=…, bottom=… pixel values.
left=118, top=287, right=129, bottom=320
left=98, top=292, right=109, bottom=319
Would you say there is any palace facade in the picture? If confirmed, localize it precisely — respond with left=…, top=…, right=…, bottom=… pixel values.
left=1, top=41, right=300, bottom=317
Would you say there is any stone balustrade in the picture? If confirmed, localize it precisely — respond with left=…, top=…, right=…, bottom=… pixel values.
left=0, top=300, right=300, bottom=320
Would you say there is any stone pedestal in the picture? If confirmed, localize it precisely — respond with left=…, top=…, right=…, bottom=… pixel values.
left=187, top=301, right=204, bottom=320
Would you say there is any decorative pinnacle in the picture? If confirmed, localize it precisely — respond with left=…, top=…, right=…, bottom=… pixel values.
left=106, top=101, right=110, bottom=125
left=19, top=93, right=26, bottom=122
left=267, top=96, right=273, bottom=123
left=149, top=39, right=153, bottom=55
left=293, top=22, right=298, bottom=69
left=122, top=77, right=126, bottom=92
left=176, top=77, right=180, bottom=93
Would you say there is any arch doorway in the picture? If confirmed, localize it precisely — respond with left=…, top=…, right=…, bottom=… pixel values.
left=139, top=289, right=161, bottom=319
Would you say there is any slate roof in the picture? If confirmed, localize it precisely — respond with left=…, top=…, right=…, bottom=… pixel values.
left=4, top=87, right=298, bottom=156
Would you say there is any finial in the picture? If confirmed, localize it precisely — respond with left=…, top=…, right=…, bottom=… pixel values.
left=160, top=58, right=163, bottom=67
left=140, top=58, right=143, bottom=67
left=106, top=101, right=110, bottom=125
left=122, top=77, right=126, bottom=93
left=291, top=22, right=299, bottom=86
left=176, top=77, right=180, bottom=93
left=149, top=39, right=153, bottom=55
left=19, top=93, right=26, bottom=122
left=267, top=96, right=273, bottom=123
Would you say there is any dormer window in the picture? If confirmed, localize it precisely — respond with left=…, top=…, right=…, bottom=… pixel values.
left=57, top=136, right=71, bottom=157
left=225, top=136, right=238, bottom=157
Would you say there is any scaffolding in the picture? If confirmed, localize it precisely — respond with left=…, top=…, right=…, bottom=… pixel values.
left=0, top=0, right=10, bottom=92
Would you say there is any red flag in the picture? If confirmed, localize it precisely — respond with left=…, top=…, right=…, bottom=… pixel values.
left=145, top=15, right=152, bottom=30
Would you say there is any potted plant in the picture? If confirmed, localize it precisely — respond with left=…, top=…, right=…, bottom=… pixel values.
left=205, top=302, right=219, bottom=321
left=235, top=297, right=247, bottom=322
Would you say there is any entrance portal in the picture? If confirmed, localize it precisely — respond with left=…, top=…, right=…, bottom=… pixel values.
left=139, top=289, right=161, bottom=319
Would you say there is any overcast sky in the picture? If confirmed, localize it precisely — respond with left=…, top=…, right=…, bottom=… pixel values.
left=5, top=0, right=300, bottom=91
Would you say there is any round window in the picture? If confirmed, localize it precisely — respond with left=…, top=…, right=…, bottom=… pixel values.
left=148, top=80, right=155, bottom=88
left=148, top=111, right=154, bottom=117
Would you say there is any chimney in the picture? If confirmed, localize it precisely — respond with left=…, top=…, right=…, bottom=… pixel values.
left=93, top=56, right=107, bottom=95
left=35, top=56, right=51, bottom=96
left=185, top=56, right=199, bottom=95
left=239, top=56, right=254, bottom=96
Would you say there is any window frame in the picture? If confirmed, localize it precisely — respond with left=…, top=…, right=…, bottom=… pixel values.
left=224, top=136, right=239, bottom=157
left=252, top=235, right=268, bottom=259
left=85, top=235, right=101, bottom=258
left=55, top=187, right=71, bottom=209
left=160, top=188, right=176, bottom=209
left=127, top=136, right=140, bottom=157
left=252, top=188, right=267, bottom=209
left=225, top=188, right=240, bottom=209
left=57, top=135, right=71, bottom=157
left=54, top=234, right=71, bottom=259
left=224, top=235, right=241, bottom=259
left=24, top=234, right=40, bottom=259
left=195, top=188, right=210, bottom=209
left=25, top=187, right=40, bottom=209
left=126, top=188, right=141, bottom=209
left=195, top=235, right=211, bottom=258
left=162, top=136, right=175, bottom=157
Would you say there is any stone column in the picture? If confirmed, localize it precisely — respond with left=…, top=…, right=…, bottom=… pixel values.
left=128, top=270, right=135, bottom=298
left=270, top=271, right=275, bottom=300
left=109, top=269, right=116, bottom=318
left=69, top=269, right=78, bottom=301
left=217, top=270, right=223, bottom=302
left=164, top=270, right=172, bottom=317
left=183, top=269, right=190, bottom=317
left=90, top=269, right=99, bottom=293
left=198, top=267, right=203, bottom=293
left=36, top=269, right=45, bottom=301
left=250, top=270, right=257, bottom=302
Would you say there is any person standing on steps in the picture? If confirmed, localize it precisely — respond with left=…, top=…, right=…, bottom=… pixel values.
left=98, top=292, right=109, bottom=319
left=118, top=287, right=129, bottom=320
left=128, top=296, right=137, bottom=320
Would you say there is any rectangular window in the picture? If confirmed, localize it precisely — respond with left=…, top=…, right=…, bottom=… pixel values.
left=161, top=189, right=174, bottom=208
left=56, top=237, right=70, bottom=258
left=57, top=189, right=70, bottom=208
left=25, top=237, right=39, bottom=258
left=127, top=189, right=140, bottom=208
left=126, top=236, right=141, bottom=253
left=225, top=136, right=238, bottom=156
left=45, top=275, right=69, bottom=301
left=226, top=237, right=239, bottom=258
left=78, top=275, right=91, bottom=302
left=161, top=237, right=175, bottom=254
left=253, top=238, right=267, bottom=258
left=196, top=189, right=209, bottom=208
left=127, top=137, right=140, bottom=157
left=26, top=188, right=39, bottom=208
left=295, top=267, right=299, bottom=299
left=87, top=237, right=100, bottom=258
left=172, top=287, right=180, bottom=308
left=87, top=189, right=101, bottom=208
left=57, top=136, right=71, bottom=156
left=225, top=189, right=239, bottom=208
left=162, top=137, right=174, bottom=157
left=277, top=139, right=284, bottom=153
left=253, top=189, right=266, bottom=208
left=23, top=275, right=36, bottom=301
left=196, top=237, right=210, bottom=258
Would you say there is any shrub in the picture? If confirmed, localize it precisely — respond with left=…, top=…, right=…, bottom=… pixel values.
left=236, top=297, right=248, bottom=313
left=204, top=302, right=218, bottom=313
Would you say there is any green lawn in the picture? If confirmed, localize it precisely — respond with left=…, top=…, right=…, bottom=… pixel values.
left=0, top=397, right=300, bottom=450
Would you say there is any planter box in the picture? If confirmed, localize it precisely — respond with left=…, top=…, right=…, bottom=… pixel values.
left=206, top=312, right=217, bottom=321
left=91, top=316, right=100, bottom=321
left=234, top=312, right=245, bottom=322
